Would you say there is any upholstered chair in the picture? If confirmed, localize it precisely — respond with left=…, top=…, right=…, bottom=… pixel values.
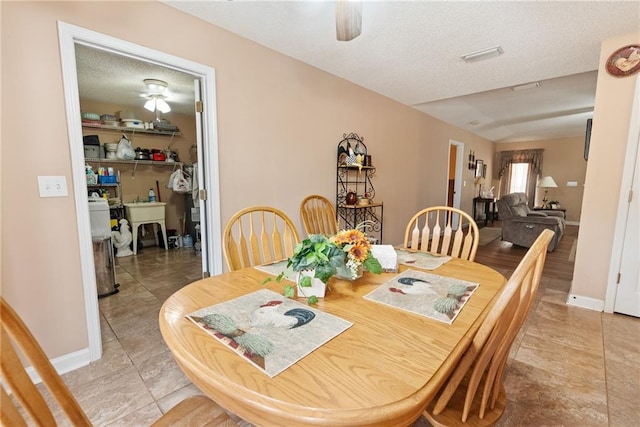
left=496, top=193, right=565, bottom=251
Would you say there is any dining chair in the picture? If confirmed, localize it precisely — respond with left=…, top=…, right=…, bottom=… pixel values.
left=0, top=297, right=236, bottom=426
left=299, top=194, right=338, bottom=236
left=403, top=206, right=480, bottom=261
left=223, top=206, right=300, bottom=271
left=422, top=229, right=554, bottom=426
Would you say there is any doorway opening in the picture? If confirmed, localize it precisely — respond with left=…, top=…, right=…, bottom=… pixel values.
left=447, top=140, right=464, bottom=210
left=58, top=22, right=222, bottom=361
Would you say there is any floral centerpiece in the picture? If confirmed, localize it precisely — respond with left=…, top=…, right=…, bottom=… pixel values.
left=265, top=224, right=382, bottom=304
left=331, top=228, right=381, bottom=280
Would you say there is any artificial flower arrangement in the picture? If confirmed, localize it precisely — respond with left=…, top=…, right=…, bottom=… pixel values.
left=331, top=228, right=382, bottom=280
left=264, top=224, right=382, bottom=304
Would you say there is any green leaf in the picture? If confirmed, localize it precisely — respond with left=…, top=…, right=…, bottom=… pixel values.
left=261, top=277, right=273, bottom=284
left=307, top=296, right=318, bottom=305
left=364, top=255, right=383, bottom=274
left=299, top=276, right=312, bottom=287
left=315, top=264, right=337, bottom=283
left=284, top=285, right=295, bottom=298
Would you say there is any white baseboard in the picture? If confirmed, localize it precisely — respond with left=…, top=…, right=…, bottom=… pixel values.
left=566, top=293, right=604, bottom=312
left=26, top=347, right=91, bottom=384
left=566, top=220, right=579, bottom=226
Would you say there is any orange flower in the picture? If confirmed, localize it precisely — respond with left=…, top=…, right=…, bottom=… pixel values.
left=348, top=243, right=369, bottom=263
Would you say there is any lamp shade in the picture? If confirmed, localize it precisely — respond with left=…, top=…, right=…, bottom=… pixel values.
left=538, top=176, right=558, bottom=188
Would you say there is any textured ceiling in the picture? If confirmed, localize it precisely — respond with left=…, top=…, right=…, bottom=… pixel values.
left=75, top=44, right=196, bottom=116
left=76, top=1, right=640, bottom=142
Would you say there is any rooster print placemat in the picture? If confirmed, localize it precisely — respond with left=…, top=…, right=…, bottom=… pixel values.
left=187, top=289, right=352, bottom=377
left=395, top=249, right=451, bottom=270
left=253, top=260, right=291, bottom=280
left=364, top=269, right=478, bottom=324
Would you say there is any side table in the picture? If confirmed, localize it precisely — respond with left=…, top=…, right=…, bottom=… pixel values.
left=473, top=197, right=497, bottom=227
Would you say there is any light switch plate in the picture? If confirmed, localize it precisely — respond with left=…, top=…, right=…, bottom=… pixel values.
left=37, top=176, right=68, bottom=198
left=567, top=181, right=578, bottom=187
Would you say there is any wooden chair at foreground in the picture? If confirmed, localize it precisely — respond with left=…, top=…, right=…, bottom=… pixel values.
left=403, top=206, right=480, bottom=262
left=223, top=206, right=300, bottom=271
left=0, top=297, right=237, bottom=427
left=300, top=194, right=338, bottom=236
left=422, top=229, right=555, bottom=426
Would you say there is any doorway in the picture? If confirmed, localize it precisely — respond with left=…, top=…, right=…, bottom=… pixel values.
left=447, top=140, right=464, bottom=209
left=606, top=75, right=640, bottom=318
left=58, top=22, right=223, bottom=360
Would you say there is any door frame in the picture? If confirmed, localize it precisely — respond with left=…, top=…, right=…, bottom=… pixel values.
left=58, top=22, right=222, bottom=361
left=605, top=75, right=640, bottom=313
left=448, top=140, right=464, bottom=209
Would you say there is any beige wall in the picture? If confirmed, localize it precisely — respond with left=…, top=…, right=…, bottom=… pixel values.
left=572, top=31, right=640, bottom=302
left=495, top=136, right=587, bottom=223
left=1, top=1, right=493, bottom=360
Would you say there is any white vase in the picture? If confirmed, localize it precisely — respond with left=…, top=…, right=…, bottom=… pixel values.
left=296, top=269, right=326, bottom=298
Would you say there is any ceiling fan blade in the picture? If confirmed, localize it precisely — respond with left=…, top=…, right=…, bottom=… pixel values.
left=336, top=0, right=362, bottom=41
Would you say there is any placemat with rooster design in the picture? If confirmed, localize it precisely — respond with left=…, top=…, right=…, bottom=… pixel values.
left=186, top=289, right=352, bottom=377
left=364, top=269, right=479, bottom=324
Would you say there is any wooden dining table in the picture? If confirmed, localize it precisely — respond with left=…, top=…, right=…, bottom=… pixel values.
left=159, top=257, right=506, bottom=427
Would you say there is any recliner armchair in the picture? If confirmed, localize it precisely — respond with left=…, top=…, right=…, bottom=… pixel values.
left=497, top=192, right=565, bottom=251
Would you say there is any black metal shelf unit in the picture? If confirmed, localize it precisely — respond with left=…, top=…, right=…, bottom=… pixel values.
left=335, top=133, right=383, bottom=243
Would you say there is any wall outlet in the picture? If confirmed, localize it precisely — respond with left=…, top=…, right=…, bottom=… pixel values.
left=37, top=176, right=68, bottom=198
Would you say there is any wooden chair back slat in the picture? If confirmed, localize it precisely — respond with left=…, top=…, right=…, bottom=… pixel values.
left=300, top=195, right=338, bottom=236
left=423, top=229, right=554, bottom=426
left=403, top=206, right=480, bottom=261
left=223, top=206, right=300, bottom=271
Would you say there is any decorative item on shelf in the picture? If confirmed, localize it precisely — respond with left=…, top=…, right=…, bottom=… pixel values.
left=264, top=223, right=382, bottom=304
left=357, top=196, right=370, bottom=206
left=549, top=200, right=560, bottom=209
left=346, top=191, right=358, bottom=205
left=337, top=132, right=366, bottom=167
left=538, top=176, right=558, bottom=208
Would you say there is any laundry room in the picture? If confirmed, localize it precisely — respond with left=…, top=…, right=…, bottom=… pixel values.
left=77, top=44, right=203, bottom=295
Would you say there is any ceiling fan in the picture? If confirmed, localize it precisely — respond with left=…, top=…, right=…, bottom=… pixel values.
left=140, top=79, right=171, bottom=119
left=336, top=0, right=362, bottom=41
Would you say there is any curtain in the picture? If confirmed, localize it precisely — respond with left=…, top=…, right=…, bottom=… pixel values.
left=497, top=149, right=544, bottom=206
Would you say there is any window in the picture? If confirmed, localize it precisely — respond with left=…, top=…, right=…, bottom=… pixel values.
left=509, top=163, right=528, bottom=193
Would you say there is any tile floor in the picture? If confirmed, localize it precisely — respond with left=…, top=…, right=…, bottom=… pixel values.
left=55, top=239, right=639, bottom=426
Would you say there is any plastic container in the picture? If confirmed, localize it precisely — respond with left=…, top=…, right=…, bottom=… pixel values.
left=99, top=175, right=117, bottom=184
left=148, top=189, right=156, bottom=202
left=182, top=234, right=193, bottom=248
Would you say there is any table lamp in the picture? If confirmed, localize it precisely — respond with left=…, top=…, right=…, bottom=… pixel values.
left=538, top=176, right=558, bottom=208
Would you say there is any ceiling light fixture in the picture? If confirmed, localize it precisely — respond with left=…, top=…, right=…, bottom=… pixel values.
left=142, top=79, right=171, bottom=119
left=511, top=81, right=541, bottom=91
left=460, top=45, right=504, bottom=63
left=143, top=78, right=168, bottom=94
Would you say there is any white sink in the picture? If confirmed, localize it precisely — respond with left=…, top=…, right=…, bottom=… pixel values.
left=124, top=202, right=166, bottom=223
left=124, top=202, right=167, bottom=255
